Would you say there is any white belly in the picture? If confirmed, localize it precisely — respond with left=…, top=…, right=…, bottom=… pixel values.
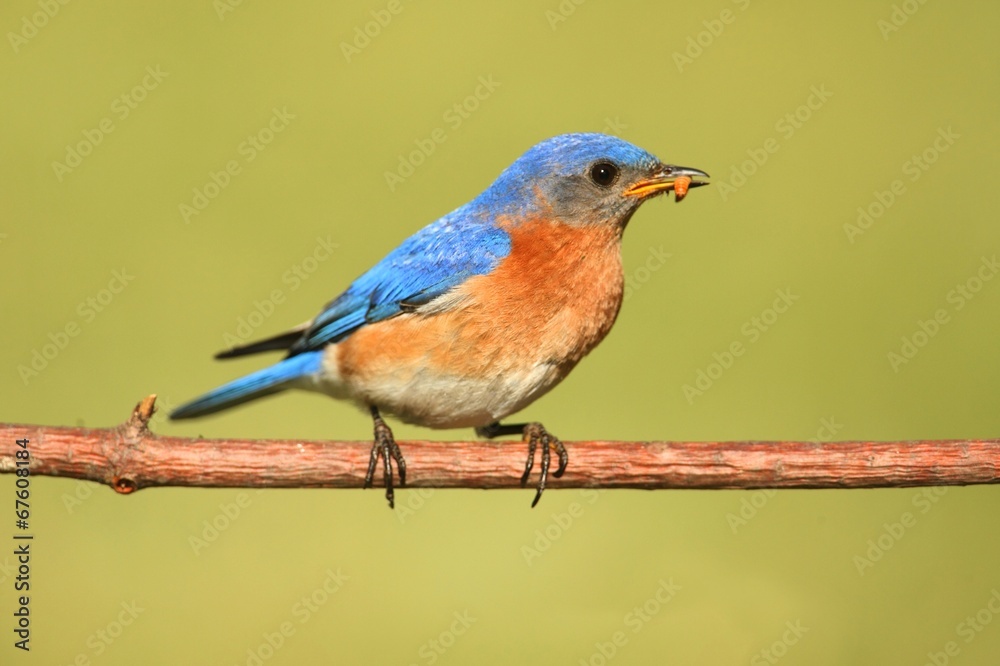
left=306, top=349, right=563, bottom=429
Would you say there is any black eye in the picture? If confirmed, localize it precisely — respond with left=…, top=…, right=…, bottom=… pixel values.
left=589, top=161, right=619, bottom=188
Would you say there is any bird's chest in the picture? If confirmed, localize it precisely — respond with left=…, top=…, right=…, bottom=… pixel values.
left=458, top=219, right=625, bottom=369
left=329, top=220, right=626, bottom=427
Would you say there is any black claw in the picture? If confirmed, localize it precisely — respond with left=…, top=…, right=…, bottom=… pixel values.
left=520, top=432, right=538, bottom=487
left=553, top=440, right=569, bottom=478
left=368, top=406, right=405, bottom=509
left=364, top=440, right=379, bottom=490
left=495, top=422, right=565, bottom=507
left=538, top=431, right=551, bottom=496
left=529, top=424, right=564, bottom=507
left=478, top=420, right=568, bottom=506
left=392, top=440, right=407, bottom=487
left=381, top=436, right=394, bottom=509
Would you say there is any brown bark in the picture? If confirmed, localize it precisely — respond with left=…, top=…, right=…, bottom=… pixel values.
left=1, top=395, right=998, bottom=494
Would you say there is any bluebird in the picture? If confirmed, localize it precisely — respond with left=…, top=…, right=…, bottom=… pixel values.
left=171, top=133, right=709, bottom=507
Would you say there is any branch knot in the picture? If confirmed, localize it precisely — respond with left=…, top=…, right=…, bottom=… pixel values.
left=106, top=394, right=158, bottom=494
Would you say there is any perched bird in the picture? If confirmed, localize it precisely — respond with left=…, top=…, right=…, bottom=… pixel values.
left=171, top=133, right=709, bottom=507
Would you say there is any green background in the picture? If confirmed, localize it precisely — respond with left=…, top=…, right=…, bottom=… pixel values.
left=2, top=1, right=999, bottom=664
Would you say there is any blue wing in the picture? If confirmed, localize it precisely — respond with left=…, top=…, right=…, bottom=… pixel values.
left=287, top=210, right=511, bottom=355
left=173, top=209, right=511, bottom=421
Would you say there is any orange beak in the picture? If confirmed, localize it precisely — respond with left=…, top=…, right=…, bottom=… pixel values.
left=624, top=165, right=710, bottom=200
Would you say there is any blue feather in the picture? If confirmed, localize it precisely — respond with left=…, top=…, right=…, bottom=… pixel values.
left=244, top=134, right=654, bottom=358
left=289, top=211, right=511, bottom=354
left=172, top=133, right=668, bottom=423
left=171, top=351, right=323, bottom=419
left=471, top=133, right=661, bottom=217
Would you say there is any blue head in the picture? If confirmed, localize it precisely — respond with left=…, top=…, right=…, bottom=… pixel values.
left=471, top=133, right=709, bottom=226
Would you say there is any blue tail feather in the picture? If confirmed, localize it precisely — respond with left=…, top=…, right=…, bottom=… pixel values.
left=170, top=351, right=323, bottom=420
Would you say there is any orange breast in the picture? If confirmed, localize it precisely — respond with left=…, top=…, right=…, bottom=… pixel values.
left=338, top=218, right=625, bottom=385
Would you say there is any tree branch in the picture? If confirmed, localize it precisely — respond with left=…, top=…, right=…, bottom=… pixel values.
left=1, top=396, right=998, bottom=494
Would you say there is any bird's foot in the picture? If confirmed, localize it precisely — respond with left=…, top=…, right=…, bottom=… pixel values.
left=365, top=406, right=406, bottom=509
left=520, top=423, right=568, bottom=508
left=477, top=421, right=567, bottom=508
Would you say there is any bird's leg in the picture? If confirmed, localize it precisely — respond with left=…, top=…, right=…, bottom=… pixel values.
left=476, top=421, right=568, bottom=508
left=365, top=405, right=406, bottom=509
left=475, top=422, right=525, bottom=438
